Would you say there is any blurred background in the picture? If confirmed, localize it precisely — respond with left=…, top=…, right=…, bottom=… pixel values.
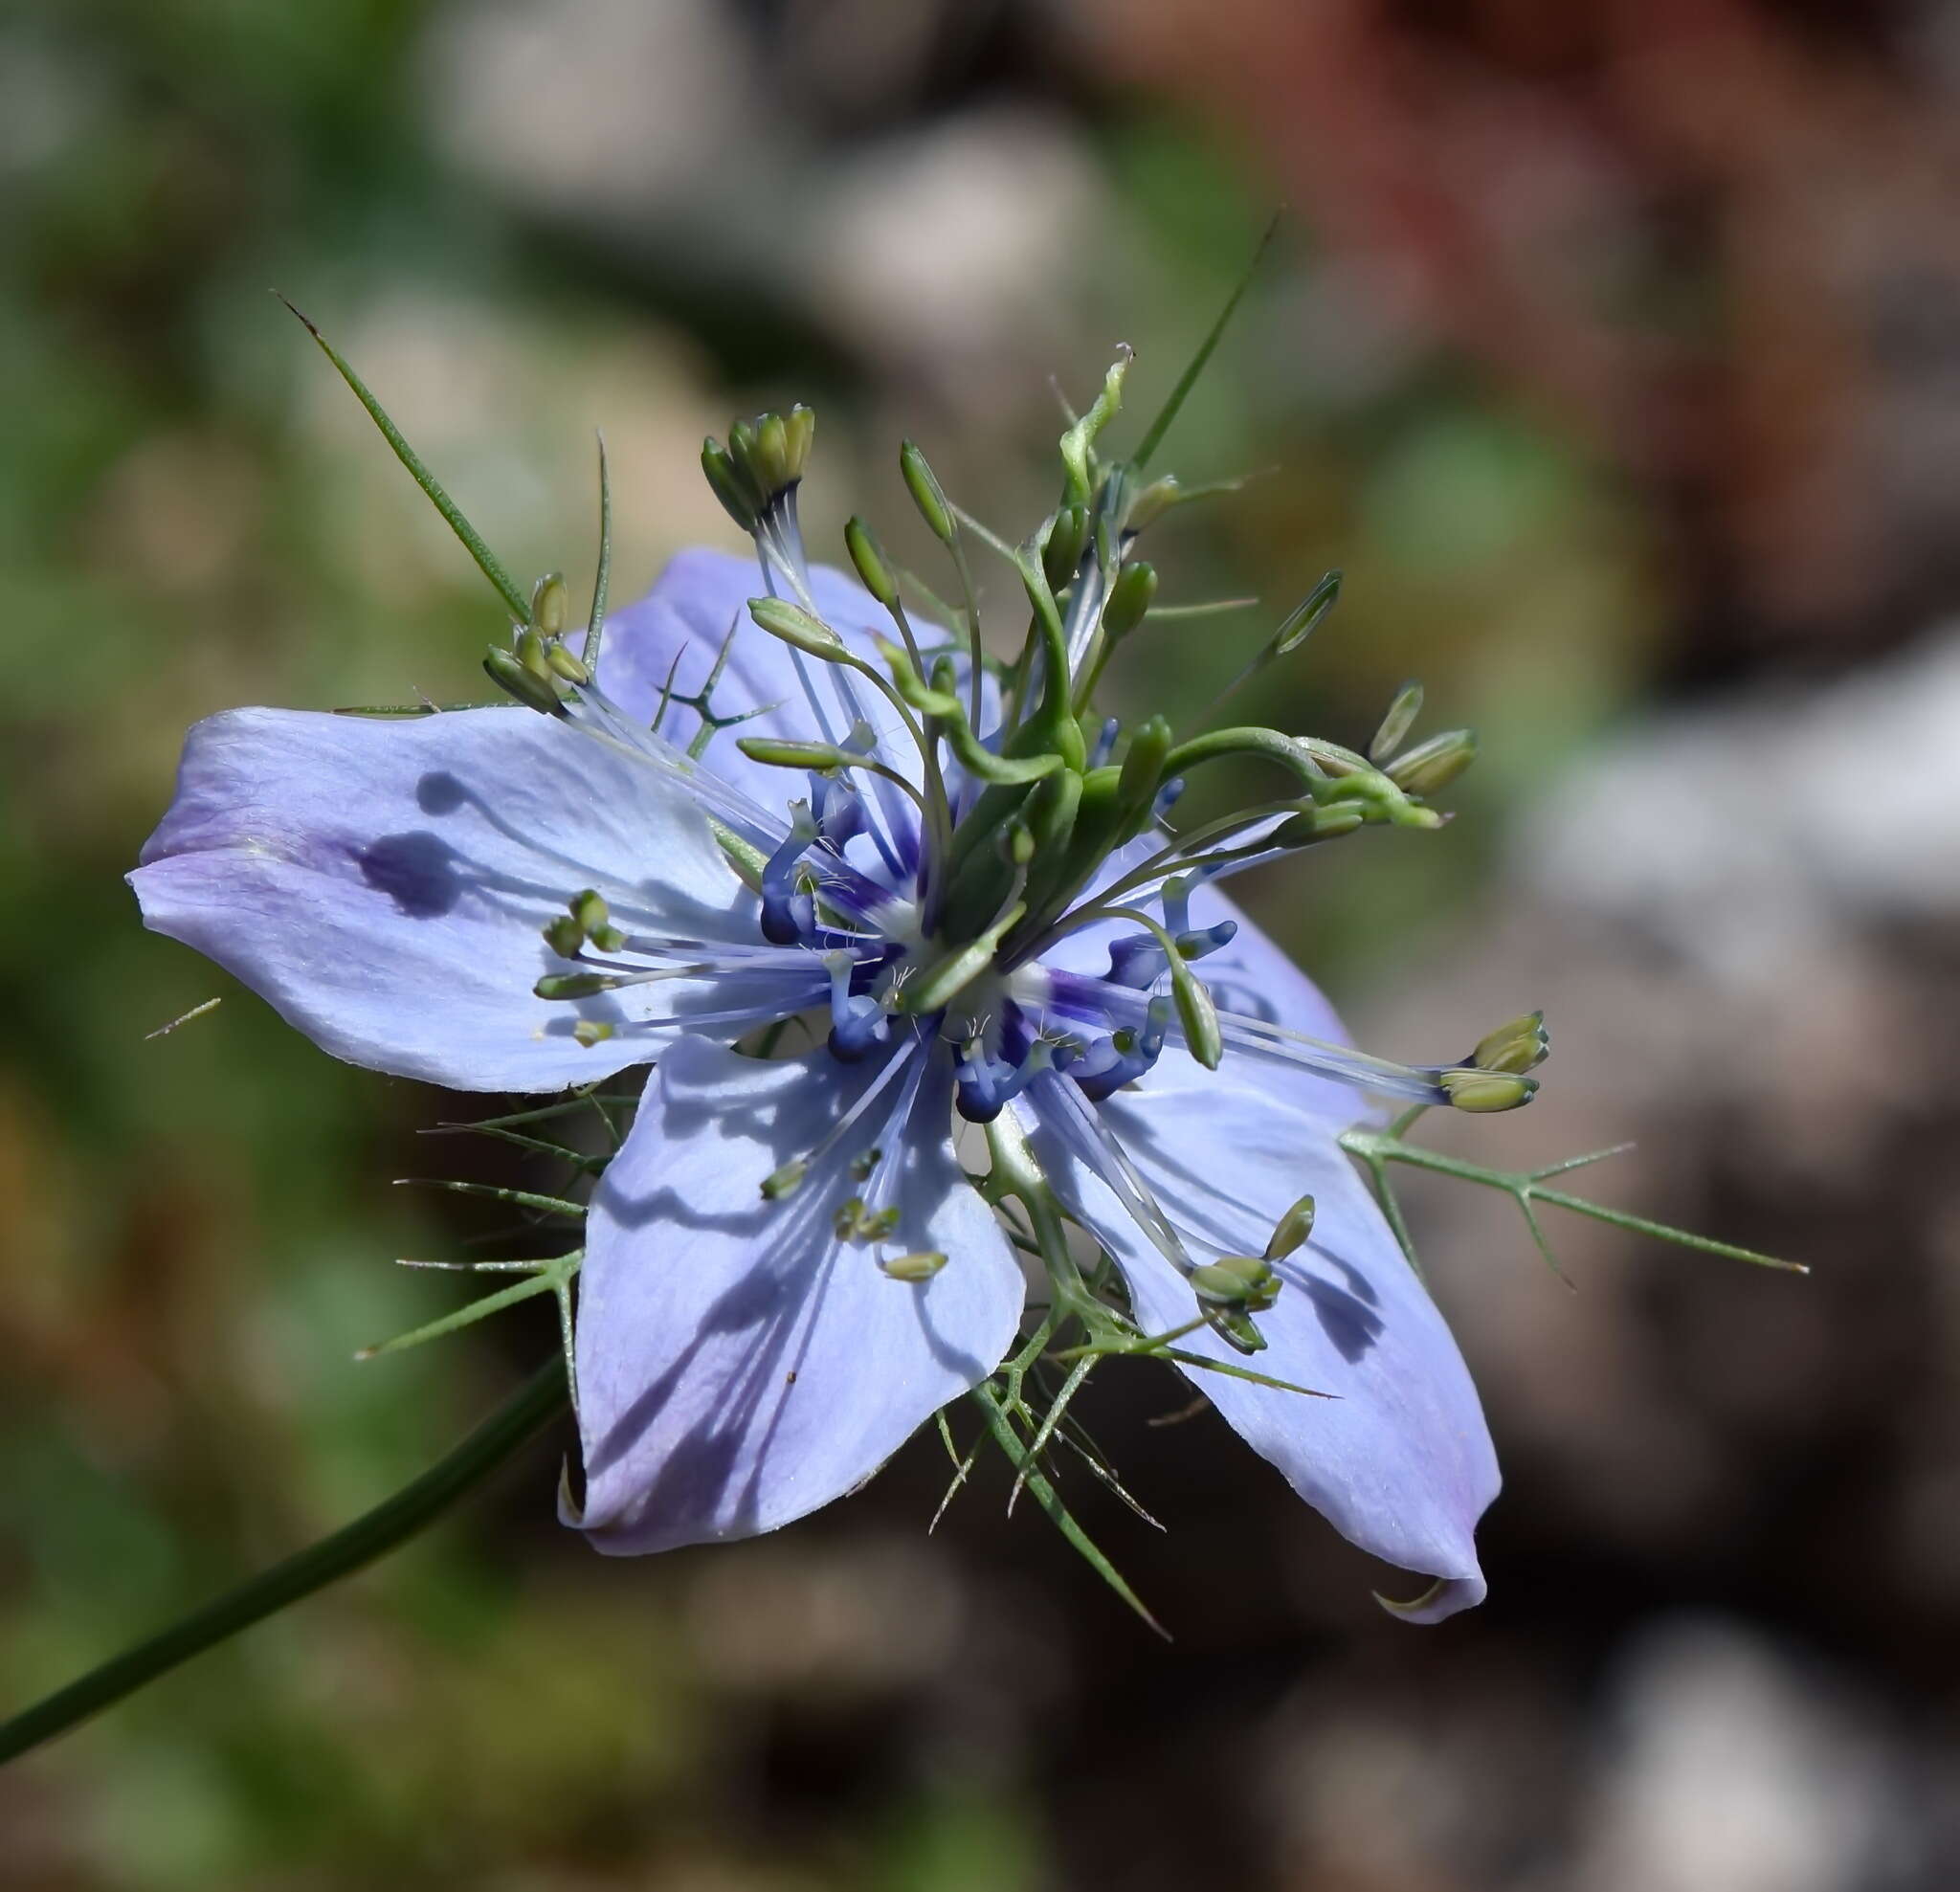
left=6, top=1, right=1960, bottom=1885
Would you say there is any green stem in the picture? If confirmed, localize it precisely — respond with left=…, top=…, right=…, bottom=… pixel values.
left=0, top=1358, right=568, bottom=1765
left=1341, top=1133, right=1805, bottom=1273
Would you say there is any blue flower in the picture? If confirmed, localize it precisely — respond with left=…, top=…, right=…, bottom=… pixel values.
left=131, top=545, right=1502, bottom=1621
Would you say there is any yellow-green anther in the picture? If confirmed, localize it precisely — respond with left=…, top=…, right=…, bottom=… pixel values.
left=571, top=894, right=625, bottom=954
left=747, top=596, right=846, bottom=657
left=1126, top=475, right=1184, bottom=533
left=762, top=1157, right=808, bottom=1201
left=753, top=412, right=791, bottom=493
left=737, top=736, right=856, bottom=773
left=1208, top=1307, right=1268, bottom=1354
left=1387, top=728, right=1477, bottom=796
left=572, top=1019, right=615, bottom=1048
left=1472, top=1011, right=1549, bottom=1075
left=1041, top=503, right=1088, bottom=590
left=1440, top=1068, right=1537, bottom=1113
left=1102, top=561, right=1158, bottom=641
left=534, top=972, right=620, bottom=999
left=1273, top=570, right=1342, bottom=657
left=844, top=516, right=899, bottom=609
left=543, top=914, right=585, bottom=958
left=483, top=645, right=567, bottom=716
left=1191, top=1256, right=1282, bottom=1308
left=1369, top=680, right=1423, bottom=762
left=882, top=1250, right=948, bottom=1281
left=545, top=642, right=590, bottom=684
left=834, top=1196, right=869, bottom=1240
left=849, top=1146, right=882, bottom=1182
left=900, top=440, right=956, bottom=545
left=702, top=437, right=759, bottom=530
left=783, top=404, right=815, bottom=481
left=1170, top=956, right=1222, bottom=1070
left=517, top=628, right=557, bottom=683
left=530, top=570, right=568, bottom=637
left=1265, top=1192, right=1317, bottom=1260
left=1009, top=819, right=1036, bottom=866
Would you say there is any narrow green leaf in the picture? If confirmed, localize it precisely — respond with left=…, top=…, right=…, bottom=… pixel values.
left=1132, top=212, right=1281, bottom=470
left=969, top=1382, right=1168, bottom=1638
left=357, top=1256, right=578, bottom=1359
left=277, top=295, right=529, bottom=621
left=582, top=429, right=612, bottom=668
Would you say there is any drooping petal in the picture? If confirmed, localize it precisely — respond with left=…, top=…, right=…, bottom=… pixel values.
left=129, top=705, right=826, bottom=1091
left=1021, top=1057, right=1499, bottom=1614
left=574, top=1033, right=1025, bottom=1553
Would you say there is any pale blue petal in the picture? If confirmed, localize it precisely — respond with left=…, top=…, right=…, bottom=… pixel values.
left=1036, top=837, right=1369, bottom=1123
left=130, top=705, right=823, bottom=1091
left=574, top=1034, right=1025, bottom=1552
left=598, top=548, right=995, bottom=809
left=1022, top=1057, right=1498, bottom=1614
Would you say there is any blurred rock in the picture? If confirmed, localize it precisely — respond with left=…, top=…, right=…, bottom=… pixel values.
left=1575, top=1619, right=1912, bottom=1892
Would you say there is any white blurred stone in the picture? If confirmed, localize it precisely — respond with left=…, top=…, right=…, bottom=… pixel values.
left=1519, top=628, right=1960, bottom=989
left=1578, top=1619, right=1899, bottom=1892
left=808, top=108, right=1105, bottom=404
left=421, top=0, right=762, bottom=224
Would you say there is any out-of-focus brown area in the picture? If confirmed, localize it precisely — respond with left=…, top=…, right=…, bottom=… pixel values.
left=4, top=2, right=1959, bottom=1887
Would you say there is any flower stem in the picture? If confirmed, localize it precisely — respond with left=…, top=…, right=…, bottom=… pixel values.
left=0, top=1357, right=568, bottom=1766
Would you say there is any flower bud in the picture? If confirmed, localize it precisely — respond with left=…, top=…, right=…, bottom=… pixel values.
left=1264, top=1191, right=1317, bottom=1260
left=1440, top=1068, right=1537, bottom=1113
left=900, top=440, right=956, bottom=545
left=844, top=516, right=899, bottom=609
left=1368, top=679, right=1423, bottom=762
left=1041, top=503, right=1088, bottom=590
left=1470, top=1011, right=1548, bottom=1075
left=747, top=596, right=846, bottom=658
left=1102, top=561, right=1158, bottom=642
left=1386, top=728, right=1476, bottom=796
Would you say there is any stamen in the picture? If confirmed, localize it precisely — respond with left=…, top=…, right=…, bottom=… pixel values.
left=825, top=948, right=890, bottom=1061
